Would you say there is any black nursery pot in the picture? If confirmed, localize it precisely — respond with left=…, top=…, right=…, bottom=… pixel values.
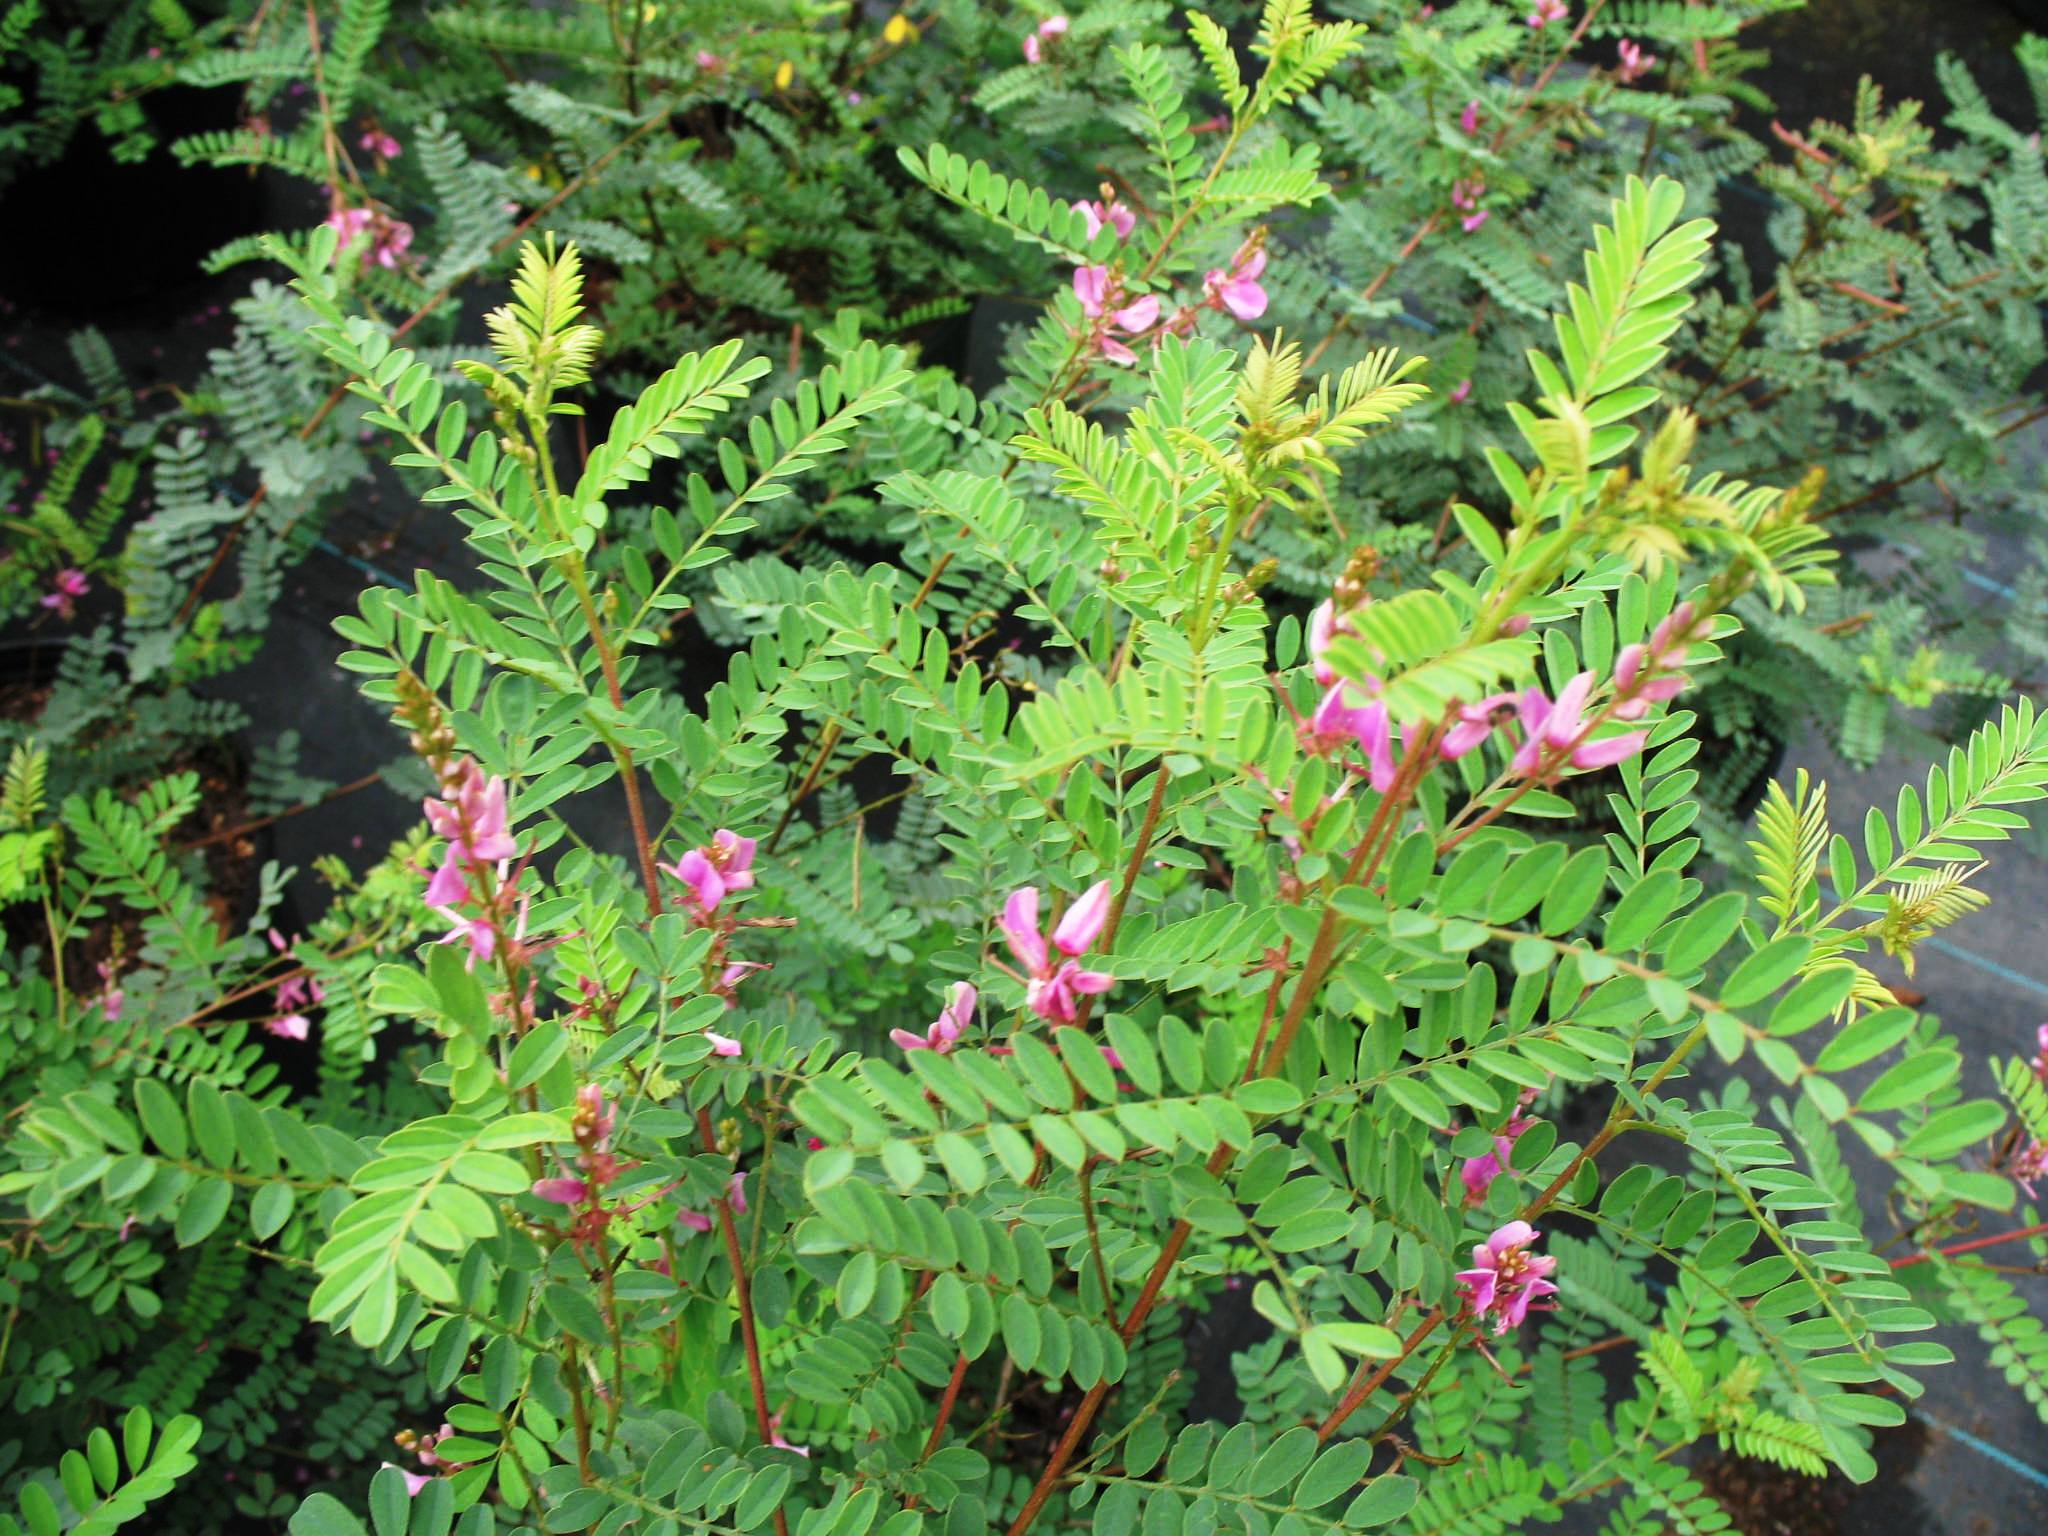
left=0, top=81, right=266, bottom=324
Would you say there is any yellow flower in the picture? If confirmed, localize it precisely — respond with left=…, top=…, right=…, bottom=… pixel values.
left=883, top=12, right=917, bottom=45
left=774, top=59, right=795, bottom=89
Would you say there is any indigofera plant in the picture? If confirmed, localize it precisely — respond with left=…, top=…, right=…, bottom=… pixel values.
left=192, top=173, right=2048, bottom=1535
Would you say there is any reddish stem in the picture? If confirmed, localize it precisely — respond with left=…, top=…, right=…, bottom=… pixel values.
left=1889, top=1220, right=2048, bottom=1270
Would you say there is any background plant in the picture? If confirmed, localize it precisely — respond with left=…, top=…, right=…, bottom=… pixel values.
left=8, top=3, right=2048, bottom=1534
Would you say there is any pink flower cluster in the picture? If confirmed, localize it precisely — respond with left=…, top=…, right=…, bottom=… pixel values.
left=1459, top=99, right=1482, bottom=135
left=264, top=929, right=323, bottom=1041
left=1202, top=244, right=1269, bottom=321
left=1022, top=14, right=1068, bottom=63
left=1527, top=0, right=1568, bottom=29
left=661, top=829, right=768, bottom=1054
left=422, top=761, right=528, bottom=969
left=1460, top=1086, right=1542, bottom=1203
left=1615, top=39, right=1656, bottom=82
left=532, top=1083, right=620, bottom=1209
left=383, top=1423, right=468, bottom=1498
left=93, top=960, right=125, bottom=1024
left=1443, top=602, right=1702, bottom=777
left=1451, top=177, right=1489, bottom=234
left=676, top=1171, right=748, bottom=1236
left=1456, top=1220, right=1559, bottom=1335
left=1076, top=197, right=1136, bottom=242
left=1073, top=265, right=1160, bottom=366
left=2014, top=1138, right=2048, bottom=1198
left=892, top=982, right=976, bottom=1053
left=325, top=204, right=415, bottom=269
left=1000, top=881, right=1114, bottom=1023
left=662, top=829, right=755, bottom=917
left=357, top=127, right=401, bottom=160
left=39, top=567, right=88, bottom=618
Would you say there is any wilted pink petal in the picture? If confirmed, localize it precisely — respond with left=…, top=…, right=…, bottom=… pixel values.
left=677, top=1208, right=714, bottom=1234
left=533, top=1177, right=589, bottom=1206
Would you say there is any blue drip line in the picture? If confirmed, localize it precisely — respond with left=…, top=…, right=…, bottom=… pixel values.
left=1917, top=1409, right=2048, bottom=1491
left=1920, top=933, right=2048, bottom=1001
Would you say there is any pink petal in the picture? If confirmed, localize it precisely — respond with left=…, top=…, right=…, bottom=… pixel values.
left=1053, top=880, right=1113, bottom=956
left=1001, top=887, right=1048, bottom=974
left=705, top=1030, right=742, bottom=1057
left=1220, top=277, right=1268, bottom=321
left=1072, top=264, right=1109, bottom=316
left=1114, top=294, right=1160, bottom=332
left=1570, top=731, right=1647, bottom=770
left=424, top=854, right=469, bottom=909
left=532, top=1177, right=588, bottom=1206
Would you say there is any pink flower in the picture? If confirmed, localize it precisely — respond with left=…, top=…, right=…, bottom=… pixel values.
left=382, top=1464, right=433, bottom=1497
left=424, top=763, right=518, bottom=868
left=1461, top=1094, right=1540, bottom=1203
left=805, top=1136, right=825, bottom=1151
left=1022, top=17, right=1066, bottom=63
left=1308, top=599, right=1361, bottom=686
left=325, top=204, right=413, bottom=268
left=999, top=883, right=1115, bottom=1024
left=576, top=1084, right=615, bottom=1152
left=2032, top=1023, right=2048, bottom=1084
left=1448, top=379, right=1472, bottom=405
left=1455, top=1220, right=1559, bottom=1334
left=662, top=829, right=757, bottom=915
left=1303, top=685, right=1398, bottom=791
left=1461, top=209, right=1490, bottom=234
left=1526, top=0, right=1567, bottom=29
left=891, top=981, right=977, bottom=1053
left=266, top=1014, right=311, bottom=1040
left=38, top=566, right=89, bottom=618
left=1452, top=178, right=1490, bottom=230
left=695, top=49, right=722, bottom=70
left=1459, top=99, right=1481, bottom=135
left=1440, top=691, right=1520, bottom=761
left=358, top=129, right=402, bottom=159
left=94, top=961, right=125, bottom=1023
left=677, top=1209, right=714, bottom=1234
left=1508, top=675, right=1646, bottom=775
left=1615, top=39, right=1656, bottom=82
left=1076, top=198, right=1136, bottom=241
left=533, top=1177, right=590, bottom=1206
left=434, top=908, right=498, bottom=966
left=1072, top=266, right=1159, bottom=365
left=705, top=1030, right=742, bottom=1057
left=727, top=1170, right=748, bottom=1213
left=768, top=1410, right=810, bottom=1458
left=1203, top=247, right=1268, bottom=321
left=2013, top=1138, right=2048, bottom=1197
left=718, top=959, right=768, bottom=1007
